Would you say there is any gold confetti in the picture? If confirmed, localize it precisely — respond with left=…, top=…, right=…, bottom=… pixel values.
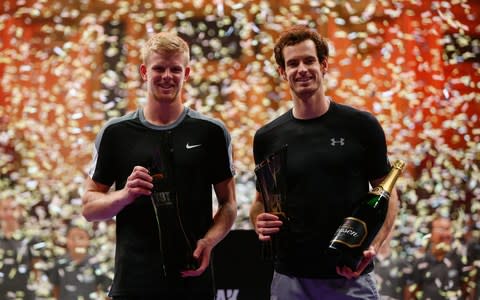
left=0, top=2, right=479, bottom=298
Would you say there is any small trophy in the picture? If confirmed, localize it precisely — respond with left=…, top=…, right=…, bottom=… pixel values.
left=149, top=134, right=198, bottom=276
left=254, top=145, right=288, bottom=260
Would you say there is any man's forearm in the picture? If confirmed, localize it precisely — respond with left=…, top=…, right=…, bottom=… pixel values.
left=204, top=200, right=237, bottom=247
left=249, top=200, right=264, bottom=227
left=82, top=189, right=127, bottom=222
left=372, top=188, right=399, bottom=251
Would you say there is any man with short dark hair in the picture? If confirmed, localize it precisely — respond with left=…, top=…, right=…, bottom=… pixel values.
left=47, top=225, right=111, bottom=300
left=0, top=196, right=36, bottom=300
left=406, top=216, right=470, bottom=299
left=250, top=25, right=399, bottom=299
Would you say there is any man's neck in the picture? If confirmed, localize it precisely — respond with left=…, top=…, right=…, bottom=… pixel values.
left=292, top=93, right=330, bottom=120
left=431, top=248, right=448, bottom=261
left=1, top=222, right=19, bottom=239
left=70, top=252, right=87, bottom=264
left=144, top=100, right=184, bottom=126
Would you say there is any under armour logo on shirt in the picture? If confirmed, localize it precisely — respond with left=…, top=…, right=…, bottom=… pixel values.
left=330, top=138, right=345, bottom=146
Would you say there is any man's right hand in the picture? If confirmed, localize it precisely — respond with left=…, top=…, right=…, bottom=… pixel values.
left=254, top=213, right=283, bottom=241
left=122, top=166, right=154, bottom=205
left=82, top=165, right=154, bottom=222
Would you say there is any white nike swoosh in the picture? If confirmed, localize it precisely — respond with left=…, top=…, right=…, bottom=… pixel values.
left=186, top=143, right=202, bottom=149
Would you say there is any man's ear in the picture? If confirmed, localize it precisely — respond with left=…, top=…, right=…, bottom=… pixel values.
left=139, top=64, right=147, bottom=81
left=184, top=65, right=191, bottom=82
left=278, top=67, right=287, bottom=80
left=321, top=59, right=328, bottom=75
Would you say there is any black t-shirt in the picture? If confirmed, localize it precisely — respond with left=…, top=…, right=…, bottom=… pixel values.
left=47, top=255, right=111, bottom=300
left=0, top=234, right=36, bottom=300
left=253, top=100, right=390, bottom=278
left=409, top=251, right=468, bottom=299
left=374, top=255, right=409, bottom=298
left=467, top=239, right=480, bottom=300
left=89, top=107, right=234, bottom=297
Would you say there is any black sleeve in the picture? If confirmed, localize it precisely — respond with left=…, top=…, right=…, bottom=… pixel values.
left=252, top=131, right=262, bottom=166
left=89, top=125, right=116, bottom=186
left=362, top=112, right=391, bottom=180
left=467, top=240, right=480, bottom=264
left=407, top=257, right=424, bottom=286
left=94, top=263, right=112, bottom=289
left=46, top=262, right=60, bottom=286
left=252, top=131, right=265, bottom=192
left=208, top=123, right=235, bottom=184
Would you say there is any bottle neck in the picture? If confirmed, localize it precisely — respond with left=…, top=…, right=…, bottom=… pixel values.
left=379, top=161, right=405, bottom=194
left=367, top=189, right=390, bottom=206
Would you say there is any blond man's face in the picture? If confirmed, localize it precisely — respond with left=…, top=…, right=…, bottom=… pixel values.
left=140, top=50, right=190, bottom=104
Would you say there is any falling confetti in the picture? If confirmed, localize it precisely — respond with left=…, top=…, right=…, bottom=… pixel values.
left=0, top=0, right=479, bottom=298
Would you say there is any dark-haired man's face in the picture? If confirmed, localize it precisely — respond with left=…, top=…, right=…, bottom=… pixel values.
left=66, top=227, right=90, bottom=256
left=431, top=218, right=453, bottom=255
left=279, top=40, right=327, bottom=100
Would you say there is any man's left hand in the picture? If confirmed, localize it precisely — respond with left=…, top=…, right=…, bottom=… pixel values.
left=336, top=246, right=376, bottom=279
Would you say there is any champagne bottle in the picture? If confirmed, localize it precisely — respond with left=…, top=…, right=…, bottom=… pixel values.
left=328, top=160, right=405, bottom=270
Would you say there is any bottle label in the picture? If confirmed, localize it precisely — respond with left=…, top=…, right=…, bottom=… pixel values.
left=331, top=217, right=367, bottom=248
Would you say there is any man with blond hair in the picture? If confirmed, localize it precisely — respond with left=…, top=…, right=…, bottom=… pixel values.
left=82, top=31, right=237, bottom=299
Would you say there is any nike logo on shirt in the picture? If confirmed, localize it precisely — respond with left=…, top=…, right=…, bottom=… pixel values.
left=186, top=143, right=202, bottom=149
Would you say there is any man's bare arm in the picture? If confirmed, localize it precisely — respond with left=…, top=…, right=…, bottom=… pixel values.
left=203, top=177, right=237, bottom=247
left=82, top=177, right=127, bottom=221
left=82, top=166, right=153, bottom=221
left=249, top=192, right=265, bottom=228
left=250, top=192, right=283, bottom=241
left=370, top=177, right=400, bottom=252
